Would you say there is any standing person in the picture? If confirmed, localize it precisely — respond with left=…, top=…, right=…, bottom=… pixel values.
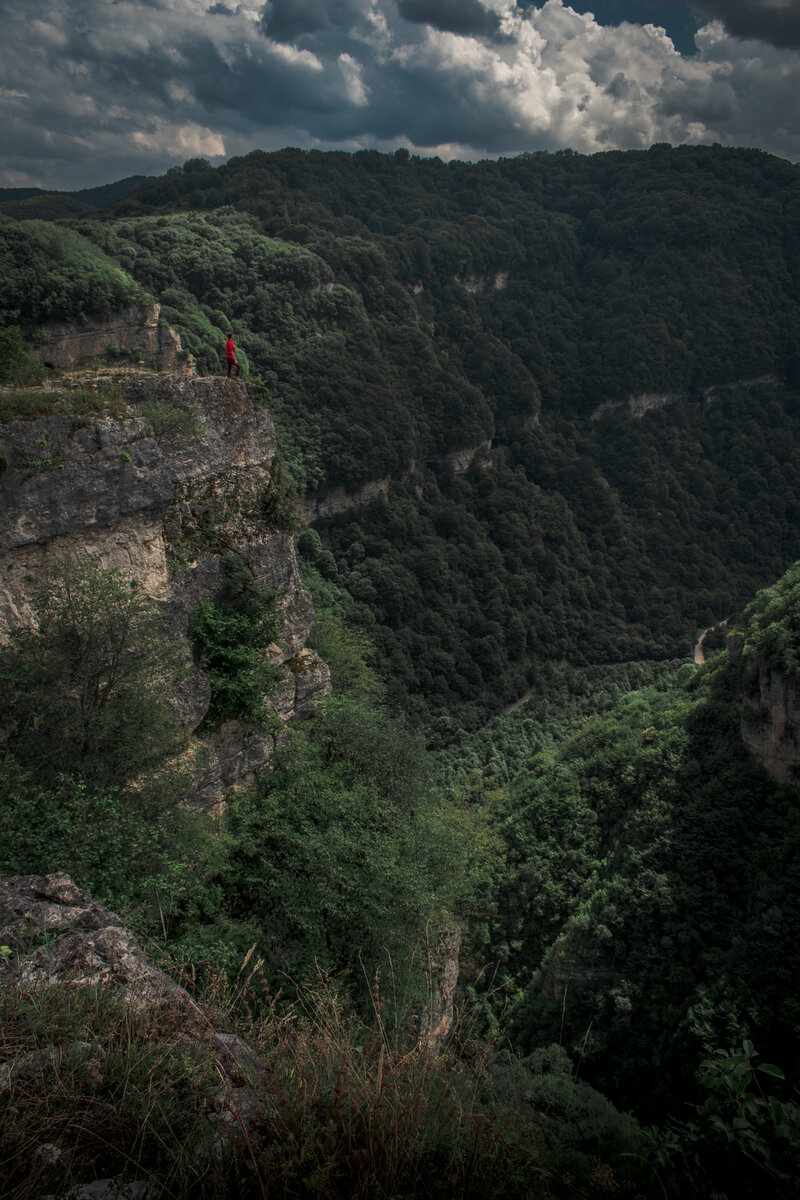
left=225, top=334, right=240, bottom=378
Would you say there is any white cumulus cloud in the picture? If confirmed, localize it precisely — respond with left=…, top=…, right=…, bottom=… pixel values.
left=0, top=0, right=797, bottom=189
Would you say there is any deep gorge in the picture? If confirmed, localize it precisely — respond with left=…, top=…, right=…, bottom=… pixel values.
left=1, top=143, right=799, bottom=1197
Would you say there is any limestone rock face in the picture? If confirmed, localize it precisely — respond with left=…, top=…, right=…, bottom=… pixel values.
left=297, top=440, right=494, bottom=527
left=419, top=926, right=462, bottom=1057
left=0, top=369, right=330, bottom=804
left=33, top=304, right=193, bottom=375
left=0, top=871, right=116, bottom=947
left=0, top=373, right=277, bottom=566
left=740, top=659, right=800, bottom=784
left=298, top=476, right=392, bottom=525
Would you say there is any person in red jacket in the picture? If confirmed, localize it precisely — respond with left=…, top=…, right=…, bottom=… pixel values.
left=225, top=335, right=240, bottom=378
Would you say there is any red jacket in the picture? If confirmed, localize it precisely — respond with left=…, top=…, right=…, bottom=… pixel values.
left=226, top=338, right=235, bottom=359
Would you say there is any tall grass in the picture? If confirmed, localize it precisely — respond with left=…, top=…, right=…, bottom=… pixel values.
left=0, top=978, right=225, bottom=1200
left=0, top=955, right=651, bottom=1199
left=0, top=379, right=126, bottom=424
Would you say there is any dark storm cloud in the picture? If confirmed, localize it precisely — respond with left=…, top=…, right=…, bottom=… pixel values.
left=1, top=0, right=799, bottom=191
left=260, top=0, right=368, bottom=40
left=397, top=0, right=501, bottom=37
left=686, top=0, right=800, bottom=49
left=657, top=73, right=738, bottom=124
left=261, top=0, right=332, bottom=37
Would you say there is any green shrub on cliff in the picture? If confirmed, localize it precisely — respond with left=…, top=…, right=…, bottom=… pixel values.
left=0, top=555, right=184, bottom=788
left=189, top=596, right=280, bottom=728
left=742, top=560, right=800, bottom=676
left=0, top=324, right=43, bottom=385
left=0, top=760, right=214, bottom=918
left=0, top=555, right=216, bottom=915
left=188, top=554, right=282, bottom=729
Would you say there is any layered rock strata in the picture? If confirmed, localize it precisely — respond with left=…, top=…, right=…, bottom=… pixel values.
left=0, top=368, right=329, bottom=806
left=297, top=440, right=493, bottom=526
left=32, top=304, right=192, bottom=375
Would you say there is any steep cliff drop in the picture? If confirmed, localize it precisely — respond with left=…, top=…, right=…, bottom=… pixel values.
left=0, top=366, right=330, bottom=808
left=739, top=656, right=800, bottom=784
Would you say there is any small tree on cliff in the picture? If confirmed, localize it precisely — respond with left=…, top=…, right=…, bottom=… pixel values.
left=0, top=554, right=185, bottom=789
left=0, top=556, right=219, bottom=913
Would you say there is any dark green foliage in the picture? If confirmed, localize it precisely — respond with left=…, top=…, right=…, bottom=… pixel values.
left=72, top=207, right=493, bottom=486
left=0, top=556, right=216, bottom=917
left=107, top=144, right=800, bottom=426
left=308, top=383, right=800, bottom=733
left=472, top=595, right=800, bottom=1119
left=180, top=603, right=499, bottom=992
left=0, top=174, right=148, bottom=219
left=501, top=1044, right=646, bottom=1175
left=0, top=219, right=149, bottom=324
left=0, top=555, right=185, bottom=789
left=8, top=148, right=800, bottom=730
left=188, top=570, right=280, bottom=728
left=4, top=149, right=800, bottom=1185
left=211, top=695, right=497, bottom=1004
left=306, top=608, right=385, bottom=704
left=0, top=759, right=213, bottom=920
left=648, top=1041, right=800, bottom=1199
left=743, top=560, right=800, bottom=675
left=436, top=659, right=687, bottom=793
left=0, top=325, right=44, bottom=385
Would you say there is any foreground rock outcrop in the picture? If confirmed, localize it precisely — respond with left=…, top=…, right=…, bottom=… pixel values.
left=1, top=872, right=210, bottom=1027
left=0, top=872, right=268, bottom=1196
left=0, top=367, right=330, bottom=806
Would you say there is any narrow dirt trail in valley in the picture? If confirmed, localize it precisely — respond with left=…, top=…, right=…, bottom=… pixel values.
left=694, top=619, right=729, bottom=665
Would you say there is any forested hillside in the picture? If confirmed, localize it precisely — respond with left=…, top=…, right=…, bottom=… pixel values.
left=2, top=143, right=798, bottom=728
left=104, top=143, right=800, bottom=420
left=2, top=145, right=800, bottom=1195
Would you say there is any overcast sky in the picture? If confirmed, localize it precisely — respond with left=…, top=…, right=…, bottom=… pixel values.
left=1, top=0, right=798, bottom=191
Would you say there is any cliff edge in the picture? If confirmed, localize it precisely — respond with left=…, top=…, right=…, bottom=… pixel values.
left=0, top=368, right=330, bottom=807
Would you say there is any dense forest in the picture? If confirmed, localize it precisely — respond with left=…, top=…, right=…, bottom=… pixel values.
left=2, top=145, right=800, bottom=1195
left=3, top=144, right=800, bottom=730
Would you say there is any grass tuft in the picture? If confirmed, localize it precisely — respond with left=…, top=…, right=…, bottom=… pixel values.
left=0, top=956, right=651, bottom=1198
left=0, top=380, right=127, bottom=424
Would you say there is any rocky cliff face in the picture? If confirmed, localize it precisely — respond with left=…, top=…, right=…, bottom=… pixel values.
left=740, top=657, right=800, bottom=784
left=590, top=374, right=783, bottom=422
left=32, top=303, right=191, bottom=375
left=0, top=367, right=329, bottom=807
left=297, top=440, right=494, bottom=526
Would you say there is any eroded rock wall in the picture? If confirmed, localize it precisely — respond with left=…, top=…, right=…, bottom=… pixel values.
left=0, top=369, right=330, bottom=806
left=32, top=304, right=192, bottom=374
left=740, top=659, right=800, bottom=784
left=297, top=440, right=494, bottom=526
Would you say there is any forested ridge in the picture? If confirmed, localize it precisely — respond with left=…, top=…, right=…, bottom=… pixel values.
left=3, top=144, right=800, bottom=728
left=2, top=144, right=800, bottom=1195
